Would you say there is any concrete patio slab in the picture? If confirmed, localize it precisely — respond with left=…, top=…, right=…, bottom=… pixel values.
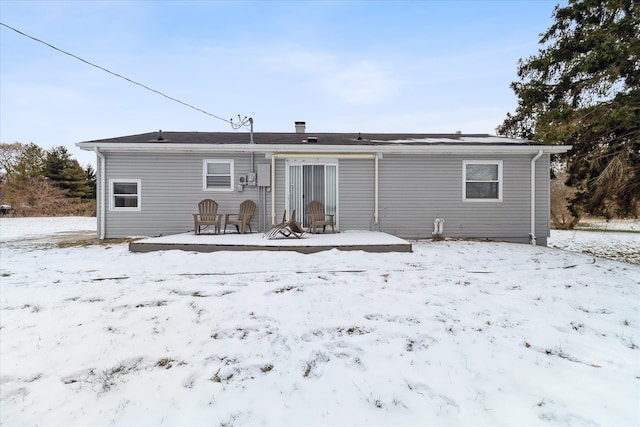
left=129, top=230, right=412, bottom=254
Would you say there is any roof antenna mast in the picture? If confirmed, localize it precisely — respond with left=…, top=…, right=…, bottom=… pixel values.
left=230, top=115, right=254, bottom=144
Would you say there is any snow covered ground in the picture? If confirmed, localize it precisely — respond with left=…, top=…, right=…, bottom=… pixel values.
left=576, top=218, right=640, bottom=232
left=1, top=217, right=639, bottom=426
left=548, top=229, right=640, bottom=264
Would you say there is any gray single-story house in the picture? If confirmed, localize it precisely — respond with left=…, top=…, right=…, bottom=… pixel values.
left=77, top=123, right=571, bottom=245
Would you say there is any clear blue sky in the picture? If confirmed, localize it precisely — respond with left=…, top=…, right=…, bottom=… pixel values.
left=0, top=0, right=563, bottom=167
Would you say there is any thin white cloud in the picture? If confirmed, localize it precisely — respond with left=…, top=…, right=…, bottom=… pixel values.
left=322, top=60, right=396, bottom=104
left=259, top=47, right=398, bottom=105
left=311, top=105, right=510, bottom=136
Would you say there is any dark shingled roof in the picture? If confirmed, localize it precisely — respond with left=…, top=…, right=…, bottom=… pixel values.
left=81, top=131, right=539, bottom=146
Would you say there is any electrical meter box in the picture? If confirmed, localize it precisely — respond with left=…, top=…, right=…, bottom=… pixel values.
left=257, top=164, right=271, bottom=187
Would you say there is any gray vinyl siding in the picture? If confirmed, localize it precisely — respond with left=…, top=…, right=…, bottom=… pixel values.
left=99, top=150, right=551, bottom=245
left=103, top=152, right=271, bottom=238
left=377, top=153, right=550, bottom=244
left=338, top=159, right=375, bottom=230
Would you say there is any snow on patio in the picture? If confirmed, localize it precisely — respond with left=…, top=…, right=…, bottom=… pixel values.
left=130, top=229, right=412, bottom=253
left=1, top=217, right=639, bottom=426
left=138, top=229, right=408, bottom=246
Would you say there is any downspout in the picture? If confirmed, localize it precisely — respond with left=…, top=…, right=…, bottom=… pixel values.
left=374, top=154, right=379, bottom=228
left=94, top=148, right=106, bottom=240
left=271, top=154, right=276, bottom=225
left=530, top=149, right=543, bottom=245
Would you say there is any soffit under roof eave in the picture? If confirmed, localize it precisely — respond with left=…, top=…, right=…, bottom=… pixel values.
left=76, top=142, right=572, bottom=155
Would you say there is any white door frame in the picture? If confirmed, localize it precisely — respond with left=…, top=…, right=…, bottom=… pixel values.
left=285, top=158, right=339, bottom=227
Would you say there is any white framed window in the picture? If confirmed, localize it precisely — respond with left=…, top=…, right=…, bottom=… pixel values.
left=110, top=179, right=141, bottom=211
left=463, top=160, right=503, bottom=201
left=203, top=159, right=234, bottom=191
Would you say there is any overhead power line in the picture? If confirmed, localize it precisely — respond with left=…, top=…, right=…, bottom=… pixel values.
left=0, top=22, right=237, bottom=126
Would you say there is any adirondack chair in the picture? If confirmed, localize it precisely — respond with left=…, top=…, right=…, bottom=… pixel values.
left=192, top=199, right=221, bottom=235
left=263, top=210, right=306, bottom=239
left=263, top=210, right=288, bottom=239
left=307, top=200, right=336, bottom=233
left=281, top=210, right=306, bottom=238
left=224, top=200, right=256, bottom=234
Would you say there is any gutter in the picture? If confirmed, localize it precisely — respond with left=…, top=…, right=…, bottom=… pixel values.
left=94, top=148, right=106, bottom=240
left=530, top=149, right=543, bottom=245
left=269, top=153, right=380, bottom=160
left=77, top=142, right=573, bottom=156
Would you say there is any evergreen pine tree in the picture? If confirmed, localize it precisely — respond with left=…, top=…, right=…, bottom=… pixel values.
left=498, top=0, right=640, bottom=217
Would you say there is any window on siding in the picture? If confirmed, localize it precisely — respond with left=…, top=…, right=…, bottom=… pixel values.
left=203, top=160, right=234, bottom=191
left=110, top=179, right=141, bottom=211
left=463, top=161, right=503, bottom=201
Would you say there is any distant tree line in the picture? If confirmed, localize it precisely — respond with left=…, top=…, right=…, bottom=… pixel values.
left=0, top=142, right=96, bottom=216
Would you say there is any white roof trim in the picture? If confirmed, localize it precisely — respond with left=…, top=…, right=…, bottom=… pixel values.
left=77, top=142, right=572, bottom=155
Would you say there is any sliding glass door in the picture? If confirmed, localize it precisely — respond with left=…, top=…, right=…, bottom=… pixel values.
left=287, top=161, right=337, bottom=227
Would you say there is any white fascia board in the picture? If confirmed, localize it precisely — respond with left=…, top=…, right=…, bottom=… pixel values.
left=76, top=142, right=572, bottom=155
left=372, top=145, right=572, bottom=155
